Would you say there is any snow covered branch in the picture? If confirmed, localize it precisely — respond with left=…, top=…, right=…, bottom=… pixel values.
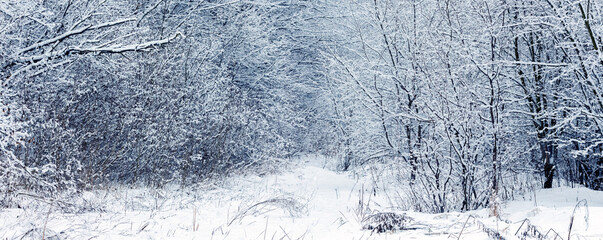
left=68, top=32, right=184, bottom=54
left=12, top=32, right=184, bottom=64
left=13, top=18, right=137, bottom=56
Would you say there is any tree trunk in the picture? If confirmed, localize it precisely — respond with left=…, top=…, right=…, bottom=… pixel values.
left=542, top=141, right=555, bottom=188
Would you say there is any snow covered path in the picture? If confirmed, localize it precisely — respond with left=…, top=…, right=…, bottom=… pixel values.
left=1, top=156, right=602, bottom=239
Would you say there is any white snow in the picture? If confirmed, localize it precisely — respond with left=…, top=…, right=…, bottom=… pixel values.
left=1, top=155, right=602, bottom=239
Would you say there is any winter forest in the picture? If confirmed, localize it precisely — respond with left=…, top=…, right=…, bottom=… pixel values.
left=1, top=0, right=602, bottom=239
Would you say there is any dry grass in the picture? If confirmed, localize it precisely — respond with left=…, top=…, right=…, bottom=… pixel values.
left=227, top=197, right=307, bottom=226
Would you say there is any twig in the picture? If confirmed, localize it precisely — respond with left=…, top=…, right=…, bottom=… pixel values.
left=455, top=215, right=505, bottom=240
left=457, top=215, right=475, bottom=240
left=568, top=199, right=589, bottom=240
left=514, top=218, right=545, bottom=239
left=42, top=208, right=51, bottom=240
left=279, top=226, right=292, bottom=240
left=264, top=217, right=269, bottom=240
left=543, top=228, right=564, bottom=240
left=137, top=222, right=149, bottom=234
left=193, top=206, right=197, bottom=232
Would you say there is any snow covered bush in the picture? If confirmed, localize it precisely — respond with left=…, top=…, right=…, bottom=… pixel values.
left=362, top=212, right=414, bottom=233
left=0, top=88, right=27, bottom=207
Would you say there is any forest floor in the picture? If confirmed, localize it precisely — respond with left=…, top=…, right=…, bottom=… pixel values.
left=1, top=156, right=602, bottom=240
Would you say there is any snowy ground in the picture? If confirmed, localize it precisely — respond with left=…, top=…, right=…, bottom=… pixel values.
left=1, top=156, right=602, bottom=240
